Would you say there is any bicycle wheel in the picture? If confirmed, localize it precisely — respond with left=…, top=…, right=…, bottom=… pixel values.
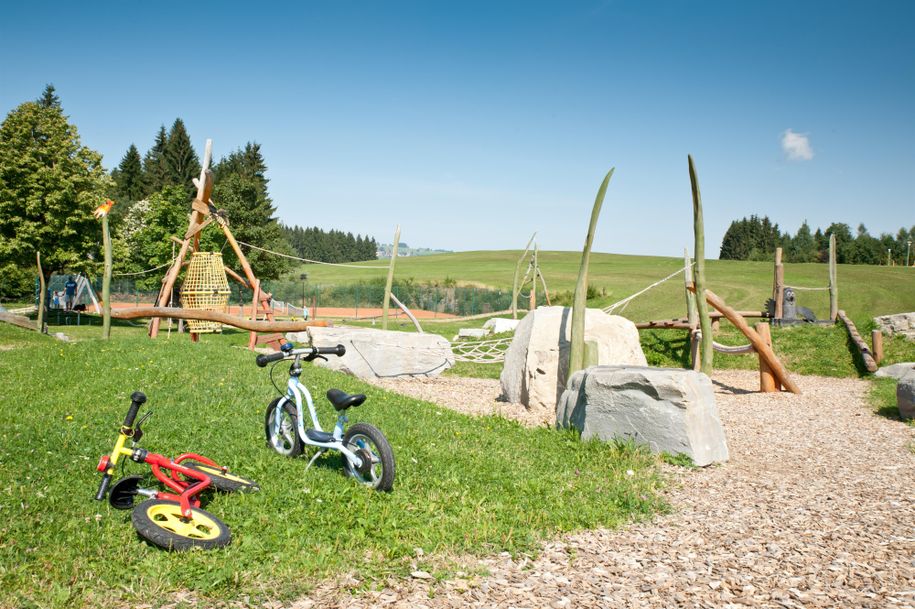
left=341, top=423, right=395, bottom=492
left=181, top=462, right=259, bottom=493
left=131, top=499, right=231, bottom=551
left=264, top=397, right=303, bottom=457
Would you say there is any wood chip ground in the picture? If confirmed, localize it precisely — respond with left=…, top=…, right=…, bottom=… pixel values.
left=291, top=371, right=914, bottom=608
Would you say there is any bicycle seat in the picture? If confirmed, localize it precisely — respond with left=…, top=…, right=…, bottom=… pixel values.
left=326, top=389, right=366, bottom=411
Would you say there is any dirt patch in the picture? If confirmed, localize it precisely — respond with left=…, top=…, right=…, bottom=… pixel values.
left=302, top=370, right=915, bottom=608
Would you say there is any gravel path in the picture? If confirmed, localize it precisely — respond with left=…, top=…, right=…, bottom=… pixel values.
left=296, top=371, right=915, bottom=609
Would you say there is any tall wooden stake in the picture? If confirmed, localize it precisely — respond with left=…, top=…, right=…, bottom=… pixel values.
left=101, top=214, right=112, bottom=339
left=689, top=155, right=713, bottom=375
left=36, top=252, right=46, bottom=334
left=773, top=247, right=784, bottom=320
left=569, top=168, right=613, bottom=379
left=828, top=233, right=838, bottom=322
left=382, top=225, right=400, bottom=330
left=684, top=247, right=697, bottom=329
left=530, top=243, right=538, bottom=311
left=511, top=232, right=536, bottom=319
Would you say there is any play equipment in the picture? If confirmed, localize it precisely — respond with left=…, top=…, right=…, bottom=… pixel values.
left=837, top=310, right=879, bottom=373
left=180, top=252, right=231, bottom=334
left=256, top=342, right=395, bottom=492
left=768, top=241, right=838, bottom=325
left=94, top=391, right=258, bottom=550
left=511, top=233, right=552, bottom=319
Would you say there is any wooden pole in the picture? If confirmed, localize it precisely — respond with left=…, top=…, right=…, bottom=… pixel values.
left=689, top=155, right=713, bottom=374
left=247, top=279, right=260, bottom=349
left=837, top=310, right=878, bottom=373
left=828, top=234, right=838, bottom=322
left=382, top=225, right=400, bottom=330
left=111, top=307, right=328, bottom=331
left=101, top=214, right=112, bottom=340
left=538, top=263, right=552, bottom=306
left=756, top=322, right=777, bottom=392
left=684, top=247, right=697, bottom=329
left=773, top=247, right=784, bottom=321
left=690, top=329, right=701, bottom=371
left=511, top=232, right=536, bottom=319
left=871, top=329, right=884, bottom=365
left=36, top=252, right=46, bottom=334
left=690, top=286, right=801, bottom=393
left=530, top=243, right=538, bottom=311
left=569, top=168, right=613, bottom=379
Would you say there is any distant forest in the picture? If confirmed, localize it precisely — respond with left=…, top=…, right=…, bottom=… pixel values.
left=720, top=215, right=915, bottom=265
left=281, top=225, right=377, bottom=264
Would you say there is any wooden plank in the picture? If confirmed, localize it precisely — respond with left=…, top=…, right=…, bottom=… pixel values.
left=690, top=286, right=801, bottom=393
left=112, top=307, right=329, bottom=332
left=837, top=310, right=878, bottom=373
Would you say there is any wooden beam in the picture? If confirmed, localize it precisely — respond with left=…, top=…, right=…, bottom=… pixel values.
left=828, top=234, right=838, bottom=321
left=636, top=310, right=769, bottom=330
left=689, top=155, right=713, bottom=374
left=684, top=247, right=697, bottom=329
left=0, top=312, right=38, bottom=331
left=112, top=307, right=329, bottom=332
left=382, top=225, right=400, bottom=330
left=511, top=232, right=536, bottom=319
left=756, top=322, right=777, bottom=392
left=690, top=286, right=801, bottom=393
left=773, top=247, right=784, bottom=320
left=837, top=310, right=878, bottom=373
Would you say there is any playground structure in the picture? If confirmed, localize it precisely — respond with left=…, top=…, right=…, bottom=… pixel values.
left=768, top=238, right=838, bottom=325
left=511, top=233, right=551, bottom=319
left=107, top=139, right=320, bottom=349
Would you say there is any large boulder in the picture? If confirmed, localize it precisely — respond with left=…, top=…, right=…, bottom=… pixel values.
left=557, top=366, right=729, bottom=467
left=874, top=313, right=915, bottom=341
left=875, top=362, right=915, bottom=380
left=286, top=327, right=453, bottom=380
left=499, top=306, right=646, bottom=411
left=483, top=317, right=521, bottom=335
left=898, top=370, right=915, bottom=420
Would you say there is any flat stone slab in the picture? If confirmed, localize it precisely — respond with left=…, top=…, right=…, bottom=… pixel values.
left=875, top=362, right=915, bottom=380
left=455, top=328, right=489, bottom=340
left=287, top=326, right=454, bottom=380
left=874, top=312, right=915, bottom=340
left=483, top=317, right=521, bottom=335
left=557, top=365, right=729, bottom=466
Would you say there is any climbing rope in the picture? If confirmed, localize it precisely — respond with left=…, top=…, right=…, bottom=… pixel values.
left=112, top=257, right=179, bottom=277
left=236, top=241, right=385, bottom=270
left=603, top=262, right=694, bottom=315
left=784, top=285, right=830, bottom=291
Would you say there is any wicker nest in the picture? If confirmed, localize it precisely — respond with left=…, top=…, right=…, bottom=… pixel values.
left=180, top=252, right=230, bottom=333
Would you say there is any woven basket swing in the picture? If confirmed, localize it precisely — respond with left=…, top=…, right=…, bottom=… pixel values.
left=180, top=252, right=231, bottom=333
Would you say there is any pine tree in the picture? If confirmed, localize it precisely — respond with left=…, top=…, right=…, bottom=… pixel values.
left=38, top=84, right=61, bottom=109
left=164, top=118, right=199, bottom=199
left=113, top=144, right=145, bottom=202
left=143, top=126, right=169, bottom=195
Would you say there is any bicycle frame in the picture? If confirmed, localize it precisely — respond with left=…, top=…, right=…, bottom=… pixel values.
left=270, top=357, right=365, bottom=469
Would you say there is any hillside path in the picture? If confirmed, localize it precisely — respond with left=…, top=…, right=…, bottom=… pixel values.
left=297, top=371, right=915, bottom=609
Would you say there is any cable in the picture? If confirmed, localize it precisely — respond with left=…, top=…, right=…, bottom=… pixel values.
left=603, top=263, right=693, bottom=315
left=236, top=240, right=385, bottom=270
left=112, top=257, right=178, bottom=277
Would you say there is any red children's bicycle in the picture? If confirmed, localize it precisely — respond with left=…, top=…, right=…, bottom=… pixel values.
left=94, top=391, right=258, bottom=550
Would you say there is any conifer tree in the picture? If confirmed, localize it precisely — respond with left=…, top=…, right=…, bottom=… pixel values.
left=164, top=118, right=199, bottom=198
left=113, top=144, right=145, bottom=202
left=142, top=126, right=169, bottom=195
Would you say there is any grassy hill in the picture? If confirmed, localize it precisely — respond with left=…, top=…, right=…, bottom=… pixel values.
left=293, top=250, right=915, bottom=326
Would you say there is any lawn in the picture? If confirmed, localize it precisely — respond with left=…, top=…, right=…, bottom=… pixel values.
left=0, top=324, right=664, bottom=608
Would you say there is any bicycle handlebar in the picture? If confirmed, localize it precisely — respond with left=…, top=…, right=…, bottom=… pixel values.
left=123, top=391, right=147, bottom=428
left=255, top=344, right=346, bottom=367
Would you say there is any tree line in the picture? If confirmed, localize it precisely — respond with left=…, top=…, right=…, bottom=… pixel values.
left=0, top=85, right=377, bottom=299
left=720, top=215, right=915, bottom=265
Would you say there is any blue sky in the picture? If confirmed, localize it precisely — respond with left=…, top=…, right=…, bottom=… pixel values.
left=1, top=1, right=912, bottom=257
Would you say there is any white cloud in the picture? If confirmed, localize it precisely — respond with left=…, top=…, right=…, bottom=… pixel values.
left=781, top=129, right=814, bottom=161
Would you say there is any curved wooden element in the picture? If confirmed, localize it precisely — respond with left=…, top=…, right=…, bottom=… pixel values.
left=689, top=155, right=713, bottom=374
left=837, top=310, right=878, bottom=373
left=390, top=293, right=424, bottom=333
left=689, top=286, right=801, bottom=394
left=112, top=307, right=328, bottom=332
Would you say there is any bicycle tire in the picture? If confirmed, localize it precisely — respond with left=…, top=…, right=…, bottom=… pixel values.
left=341, top=423, right=395, bottom=492
left=264, top=397, right=303, bottom=457
left=181, top=462, right=259, bottom=493
left=131, top=499, right=231, bottom=551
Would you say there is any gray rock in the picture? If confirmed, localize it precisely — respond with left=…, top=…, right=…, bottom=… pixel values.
left=289, top=326, right=453, bottom=380
left=875, top=362, right=915, bottom=380
left=898, top=370, right=915, bottom=420
left=500, top=307, right=646, bottom=412
left=482, top=317, right=521, bottom=334
left=873, top=313, right=915, bottom=340
left=454, top=328, right=489, bottom=341
left=557, top=366, right=729, bottom=466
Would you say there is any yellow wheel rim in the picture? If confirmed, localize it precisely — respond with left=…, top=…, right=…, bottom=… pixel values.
left=145, top=503, right=222, bottom=540
left=192, top=464, right=251, bottom=484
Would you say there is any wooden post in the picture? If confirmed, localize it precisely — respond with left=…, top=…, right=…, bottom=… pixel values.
left=756, top=322, right=777, bottom=392
left=382, top=225, right=400, bottom=330
left=584, top=340, right=599, bottom=368
left=837, top=310, right=878, bottom=373
left=773, top=247, right=784, bottom=321
left=828, top=234, right=838, bottom=322
left=530, top=243, right=538, bottom=311
left=684, top=247, right=697, bottom=329
left=247, top=279, right=260, bottom=349
left=871, top=329, right=884, bottom=365
left=36, top=252, right=46, bottom=334
left=689, top=155, right=713, bottom=374
left=691, top=287, right=801, bottom=393
left=511, top=232, right=536, bottom=319
left=569, top=168, right=613, bottom=380
left=690, top=329, right=701, bottom=370
left=101, top=214, right=112, bottom=340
